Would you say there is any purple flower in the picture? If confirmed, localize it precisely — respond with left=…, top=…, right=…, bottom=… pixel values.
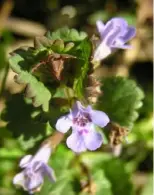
left=56, top=101, right=110, bottom=153
left=13, top=145, right=56, bottom=194
left=93, top=17, right=136, bottom=61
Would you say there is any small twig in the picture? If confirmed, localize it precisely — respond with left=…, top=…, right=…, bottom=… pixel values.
left=4, top=17, right=46, bottom=37
left=41, top=131, right=64, bottom=150
left=80, top=161, right=93, bottom=194
left=0, top=63, right=9, bottom=98
left=0, top=0, right=14, bottom=34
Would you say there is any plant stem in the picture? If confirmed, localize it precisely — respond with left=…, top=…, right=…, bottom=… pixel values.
left=0, top=63, right=9, bottom=98
left=41, top=131, right=64, bottom=150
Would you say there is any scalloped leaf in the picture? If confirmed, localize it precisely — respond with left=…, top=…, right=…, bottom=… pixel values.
left=91, top=170, right=112, bottom=195
left=9, top=53, right=51, bottom=111
left=46, top=27, right=87, bottom=42
left=38, top=172, right=75, bottom=195
left=34, top=36, right=75, bottom=54
left=97, top=77, right=144, bottom=129
left=81, top=152, right=135, bottom=195
left=1, top=94, right=51, bottom=150
left=73, top=39, right=92, bottom=97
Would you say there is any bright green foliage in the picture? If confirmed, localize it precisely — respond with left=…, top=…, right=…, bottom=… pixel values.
left=50, top=145, right=75, bottom=176
left=141, top=174, right=153, bottom=195
left=9, top=27, right=92, bottom=109
left=129, top=115, right=153, bottom=148
left=38, top=173, right=75, bottom=195
left=73, top=39, right=92, bottom=98
left=34, top=36, right=75, bottom=53
left=81, top=152, right=135, bottom=195
left=9, top=52, right=51, bottom=111
left=46, top=27, right=87, bottom=42
left=97, top=77, right=144, bottom=129
left=16, top=71, right=51, bottom=111
left=92, top=170, right=112, bottom=195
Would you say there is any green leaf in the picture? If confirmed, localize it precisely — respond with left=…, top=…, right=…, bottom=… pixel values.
left=101, top=158, right=134, bottom=195
left=79, top=170, right=112, bottom=195
left=0, top=148, right=23, bottom=158
left=97, top=77, right=144, bottom=129
left=46, top=27, right=87, bottom=42
left=141, top=174, right=153, bottom=195
left=129, top=115, right=153, bottom=148
left=1, top=94, right=51, bottom=150
left=0, top=44, right=6, bottom=70
left=9, top=48, right=36, bottom=72
left=38, top=171, right=75, bottom=195
left=0, top=30, right=13, bottom=70
left=81, top=152, right=135, bottom=195
left=9, top=53, right=51, bottom=111
left=92, top=170, right=112, bottom=195
left=73, top=39, right=92, bottom=98
left=50, top=145, right=75, bottom=176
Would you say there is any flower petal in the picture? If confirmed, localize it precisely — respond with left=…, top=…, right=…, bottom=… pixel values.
left=13, top=172, right=25, bottom=188
left=105, top=26, right=121, bottom=46
left=71, top=101, right=86, bottom=117
left=71, top=101, right=80, bottom=117
left=96, top=20, right=105, bottom=37
left=120, top=26, right=136, bottom=42
left=111, top=17, right=128, bottom=28
left=84, top=129, right=103, bottom=150
left=101, top=20, right=113, bottom=39
left=19, top=155, right=33, bottom=168
left=90, top=110, right=110, bottom=127
left=32, top=145, right=52, bottom=164
left=25, top=172, right=43, bottom=193
left=55, top=115, right=72, bottom=133
left=111, top=44, right=132, bottom=49
left=66, top=131, right=87, bottom=153
left=42, top=164, right=56, bottom=182
left=93, top=42, right=112, bottom=61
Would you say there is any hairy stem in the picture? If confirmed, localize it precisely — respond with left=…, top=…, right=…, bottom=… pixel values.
left=41, top=131, right=64, bottom=150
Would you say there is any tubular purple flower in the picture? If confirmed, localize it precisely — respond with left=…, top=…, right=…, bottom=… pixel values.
left=56, top=101, right=110, bottom=153
left=93, top=17, right=136, bottom=61
left=13, top=144, right=56, bottom=194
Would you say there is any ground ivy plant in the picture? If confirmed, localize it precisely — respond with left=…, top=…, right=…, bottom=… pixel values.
left=5, top=17, right=144, bottom=194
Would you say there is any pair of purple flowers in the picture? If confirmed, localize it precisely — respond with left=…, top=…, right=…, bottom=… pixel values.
left=13, top=101, right=109, bottom=193
left=13, top=17, right=136, bottom=194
